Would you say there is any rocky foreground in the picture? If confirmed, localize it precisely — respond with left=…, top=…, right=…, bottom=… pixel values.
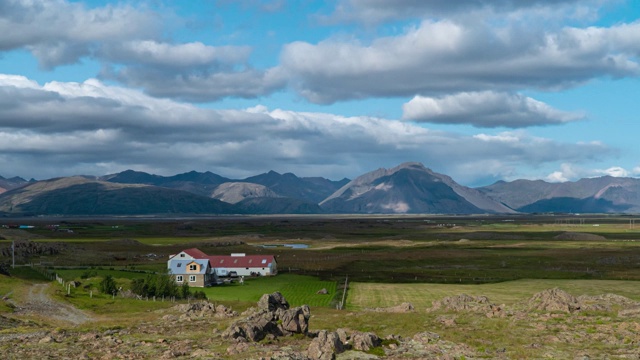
left=3, top=288, right=640, bottom=359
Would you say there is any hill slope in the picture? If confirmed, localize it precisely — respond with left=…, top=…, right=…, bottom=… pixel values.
left=479, top=176, right=640, bottom=213
left=0, top=177, right=239, bottom=215
left=320, top=162, right=510, bottom=214
left=243, top=171, right=348, bottom=203
left=212, top=182, right=280, bottom=204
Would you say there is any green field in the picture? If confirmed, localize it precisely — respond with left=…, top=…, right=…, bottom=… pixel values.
left=348, top=278, right=640, bottom=310
left=203, top=274, right=338, bottom=308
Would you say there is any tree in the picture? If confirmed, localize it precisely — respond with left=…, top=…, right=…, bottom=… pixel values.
left=99, top=275, right=117, bottom=295
left=180, top=281, right=190, bottom=299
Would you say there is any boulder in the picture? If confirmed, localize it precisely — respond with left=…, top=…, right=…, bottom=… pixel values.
left=350, top=331, right=381, bottom=352
left=277, top=305, right=311, bottom=334
left=224, top=292, right=309, bottom=342
left=307, top=330, right=345, bottom=360
left=258, top=291, right=290, bottom=312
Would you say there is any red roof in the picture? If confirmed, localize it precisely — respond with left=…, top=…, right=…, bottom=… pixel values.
left=182, top=248, right=209, bottom=259
left=207, top=255, right=276, bottom=268
left=177, top=248, right=276, bottom=268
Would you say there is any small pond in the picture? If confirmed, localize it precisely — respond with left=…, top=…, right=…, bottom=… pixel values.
left=254, top=243, right=309, bottom=249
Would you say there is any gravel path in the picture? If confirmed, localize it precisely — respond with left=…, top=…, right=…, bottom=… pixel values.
left=16, top=283, right=94, bottom=325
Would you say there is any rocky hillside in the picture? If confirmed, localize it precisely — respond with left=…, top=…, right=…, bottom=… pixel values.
left=479, top=176, right=640, bottom=213
left=0, top=177, right=239, bottom=215
left=0, top=175, right=29, bottom=195
left=102, top=170, right=231, bottom=197
left=320, top=162, right=512, bottom=214
left=244, top=171, right=349, bottom=204
left=211, top=182, right=280, bottom=204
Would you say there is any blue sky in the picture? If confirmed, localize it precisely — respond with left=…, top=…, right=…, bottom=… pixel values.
left=1, top=0, right=639, bottom=186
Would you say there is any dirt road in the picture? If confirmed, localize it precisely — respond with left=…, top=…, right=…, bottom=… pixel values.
left=16, top=283, right=93, bottom=325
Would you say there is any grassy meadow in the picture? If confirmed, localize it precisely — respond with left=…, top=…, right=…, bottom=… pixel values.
left=202, top=274, right=338, bottom=308
left=347, top=278, right=640, bottom=310
left=3, top=214, right=640, bottom=309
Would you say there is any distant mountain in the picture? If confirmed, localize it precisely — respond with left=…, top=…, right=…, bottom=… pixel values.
left=478, top=176, right=640, bottom=213
left=102, top=170, right=231, bottom=197
left=236, top=197, right=324, bottom=214
left=517, top=197, right=632, bottom=213
left=0, top=175, right=29, bottom=194
left=0, top=177, right=239, bottom=215
left=212, top=182, right=280, bottom=204
left=6, top=165, right=640, bottom=216
left=243, top=171, right=349, bottom=203
left=320, top=162, right=511, bottom=214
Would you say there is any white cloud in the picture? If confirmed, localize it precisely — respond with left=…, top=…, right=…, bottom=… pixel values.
left=0, top=0, right=160, bottom=68
left=596, top=166, right=630, bottom=177
left=324, top=0, right=588, bottom=24
left=545, top=163, right=580, bottom=182
left=105, top=65, right=287, bottom=102
left=0, top=74, right=614, bottom=184
left=282, top=19, right=640, bottom=103
left=545, top=163, right=635, bottom=182
left=402, top=91, right=583, bottom=128
left=100, top=41, right=252, bottom=68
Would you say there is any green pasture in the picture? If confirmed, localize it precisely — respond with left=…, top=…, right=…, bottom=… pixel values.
left=54, top=268, right=156, bottom=281
left=203, top=274, right=337, bottom=308
left=347, top=279, right=640, bottom=310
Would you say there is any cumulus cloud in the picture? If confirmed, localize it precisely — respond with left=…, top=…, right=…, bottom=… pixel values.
left=545, top=163, right=634, bottom=182
left=282, top=19, right=640, bottom=103
left=546, top=163, right=580, bottom=182
left=0, top=74, right=613, bottom=184
left=324, top=0, right=587, bottom=24
left=104, top=64, right=286, bottom=102
left=402, top=91, right=584, bottom=128
left=100, top=41, right=253, bottom=68
left=98, top=40, right=286, bottom=102
left=596, top=166, right=630, bottom=177
left=0, top=0, right=160, bottom=68
left=0, top=2, right=283, bottom=101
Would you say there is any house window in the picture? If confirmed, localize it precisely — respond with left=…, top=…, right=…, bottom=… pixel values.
left=180, top=253, right=185, bottom=257
left=261, top=259, right=267, bottom=264
left=189, top=264, right=197, bottom=271
left=176, top=275, right=183, bottom=282
left=189, top=275, right=196, bottom=282
left=177, top=263, right=182, bottom=267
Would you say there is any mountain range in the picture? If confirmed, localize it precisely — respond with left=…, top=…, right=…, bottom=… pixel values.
left=1, top=162, right=640, bottom=215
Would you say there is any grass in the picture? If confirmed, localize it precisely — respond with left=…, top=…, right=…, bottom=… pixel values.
left=347, top=278, right=640, bottom=310
left=54, top=267, right=156, bottom=281
left=202, top=274, right=337, bottom=308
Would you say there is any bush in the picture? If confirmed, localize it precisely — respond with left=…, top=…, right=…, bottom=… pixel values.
left=180, top=281, right=190, bottom=299
left=99, top=275, right=118, bottom=295
left=130, top=273, right=185, bottom=299
left=192, top=290, right=207, bottom=300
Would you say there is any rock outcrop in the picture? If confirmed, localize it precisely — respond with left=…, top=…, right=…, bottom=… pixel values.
left=173, top=301, right=238, bottom=319
left=527, top=288, right=581, bottom=313
left=307, top=330, right=345, bottom=360
left=223, top=292, right=310, bottom=342
left=365, top=302, right=414, bottom=313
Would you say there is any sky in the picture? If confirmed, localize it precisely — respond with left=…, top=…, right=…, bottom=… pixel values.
left=1, top=0, right=640, bottom=187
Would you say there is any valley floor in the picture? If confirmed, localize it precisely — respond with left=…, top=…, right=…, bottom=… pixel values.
left=2, top=279, right=640, bottom=359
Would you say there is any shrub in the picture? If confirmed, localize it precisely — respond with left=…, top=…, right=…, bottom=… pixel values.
left=99, top=275, right=118, bottom=295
